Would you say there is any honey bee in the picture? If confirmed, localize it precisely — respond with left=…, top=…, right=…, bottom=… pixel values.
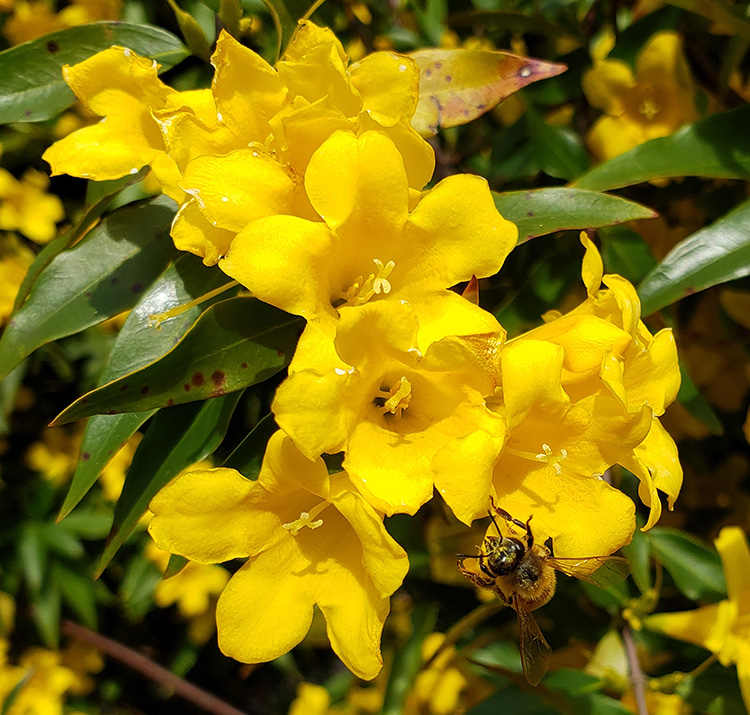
left=457, top=499, right=629, bottom=686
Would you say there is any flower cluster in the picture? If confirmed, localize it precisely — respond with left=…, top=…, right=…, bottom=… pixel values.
left=45, top=25, right=682, bottom=678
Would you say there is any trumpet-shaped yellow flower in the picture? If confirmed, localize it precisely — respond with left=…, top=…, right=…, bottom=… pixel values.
left=0, top=647, right=76, bottom=715
left=273, top=301, right=505, bottom=522
left=164, top=23, right=434, bottom=265
left=491, top=338, right=649, bottom=557
left=220, top=129, right=516, bottom=348
left=583, top=31, right=697, bottom=161
left=43, top=47, right=203, bottom=200
left=645, top=526, right=750, bottom=712
left=513, top=234, right=681, bottom=530
left=0, top=167, right=64, bottom=243
left=149, top=431, right=408, bottom=680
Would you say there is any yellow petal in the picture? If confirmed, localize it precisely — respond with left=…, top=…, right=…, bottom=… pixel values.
left=635, top=32, right=692, bottom=89
left=349, top=51, right=420, bottom=126
left=582, top=59, right=635, bottom=114
left=62, top=46, right=173, bottom=115
left=586, top=114, right=646, bottom=162
left=715, top=526, right=750, bottom=608
left=219, top=215, right=336, bottom=319
left=397, top=173, right=517, bottom=294
left=210, top=30, right=287, bottom=142
left=629, top=417, right=682, bottom=511
left=644, top=601, right=727, bottom=654
left=149, top=467, right=278, bottom=563
left=623, top=328, right=680, bottom=416
left=305, top=130, right=409, bottom=239
left=171, top=199, right=235, bottom=266
left=217, top=542, right=316, bottom=664
left=181, top=149, right=297, bottom=233
left=580, top=231, right=603, bottom=298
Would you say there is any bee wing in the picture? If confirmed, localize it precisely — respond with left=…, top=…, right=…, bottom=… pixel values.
left=513, top=595, right=551, bottom=687
left=548, top=555, right=630, bottom=589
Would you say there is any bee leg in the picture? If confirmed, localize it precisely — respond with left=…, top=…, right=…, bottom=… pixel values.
left=525, top=515, right=534, bottom=549
left=490, top=498, right=529, bottom=533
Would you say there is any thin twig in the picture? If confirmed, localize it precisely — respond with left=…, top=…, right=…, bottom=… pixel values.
left=622, top=624, right=649, bottom=715
left=61, top=620, right=248, bottom=715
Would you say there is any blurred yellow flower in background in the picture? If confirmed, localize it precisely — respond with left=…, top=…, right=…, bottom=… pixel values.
left=583, top=31, right=697, bottom=161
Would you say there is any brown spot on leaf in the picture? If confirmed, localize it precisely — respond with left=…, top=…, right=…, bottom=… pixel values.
left=119, top=384, right=128, bottom=392
left=131, top=283, right=143, bottom=294
left=166, top=399, right=174, bottom=406
left=211, top=370, right=226, bottom=387
left=192, top=372, right=205, bottom=386
left=141, top=386, right=150, bottom=395
left=47, top=40, right=60, bottom=53
left=183, top=383, right=191, bottom=391
left=82, top=452, right=91, bottom=461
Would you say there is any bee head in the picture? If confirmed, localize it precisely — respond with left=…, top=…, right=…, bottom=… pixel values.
left=484, top=535, right=525, bottom=575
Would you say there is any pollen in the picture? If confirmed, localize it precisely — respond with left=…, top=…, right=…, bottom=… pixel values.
left=638, top=96, right=661, bottom=120
left=282, top=501, right=330, bottom=536
left=534, top=443, right=568, bottom=475
left=379, top=376, right=412, bottom=416
left=341, top=259, right=396, bottom=306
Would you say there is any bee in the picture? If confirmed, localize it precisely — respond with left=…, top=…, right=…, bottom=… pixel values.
left=457, top=499, right=629, bottom=686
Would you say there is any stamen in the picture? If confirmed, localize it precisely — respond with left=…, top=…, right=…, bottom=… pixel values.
left=379, top=377, right=412, bottom=416
left=340, top=259, right=396, bottom=306
left=639, top=97, right=660, bottom=120
left=282, top=500, right=331, bottom=536
left=505, top=443, right=568, bottom=475
left=148, top=281, right=238, bottom=329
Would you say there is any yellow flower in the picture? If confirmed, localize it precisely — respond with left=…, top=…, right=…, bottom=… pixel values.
left=220, top=129, right=516, bottom=343
left=164, top=23, right=434, bottom=265
left=2, top=0, right=120, bottom=44
left=42, top=47, right=200, bottom=201
left=490, top=337, right=648, bottom=557
left=0, top=167, right=64, bottom=243
left=645, top=526, right=750, bottom=712
left=25, top=427, right=80, bottom=486
left=60, top=641, right=103, bottom=696
left=0, top=647, right=77, bottom=715
left=288, top=683, right=332, bottom=715
left=0, top=234, right=34, bottom=324
left=149, top=430, right=409, bottom=679
left=508, top=234, right=681, bottom=532
left=272, top=301, right=505, bottom=522
left=583, top=31, right=697, bottom=161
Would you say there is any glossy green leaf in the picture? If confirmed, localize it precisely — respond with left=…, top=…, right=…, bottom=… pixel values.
left=599, top=225, right=657, bottom=284
left=165, top=554, right=189, bottom=579
left=219, top=0, right=243, bottom=37
left=526, top=106, right=588, bottom=181
left=0, top=197, right=178, bottom=381
left=223, top=413, right=277, bottom=478
left=676, top=365, right=724, bottom=435
left=573, top=107, right=750, bottom=191
left=167, top=0, right=212, bottom=61
left=30, top=580, right=61, bottom=648
left=97, top=392, right=242, bottom=574
left=648, top=527, right=726, bottom=602
left=492, top=188, right=657, bottom=243
left=59, top=255, right=234, bottom=520
left=382, top=603, right=439, bottom=715
left=55, top=563, right=98, bottom=629
left=0, top=22, right=188, bottom=124
left=12, top=188, right=124, bottom=315
left=0, top=362, right=25, bottom=437
left=638, top=198, right=750, bottom=315
left=54, top=297, right=302, bottom=424
left=621, top=521, right=652, bottom=594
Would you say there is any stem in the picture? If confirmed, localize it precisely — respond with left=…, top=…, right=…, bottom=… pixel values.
left=61, top=620, right=247, bottom=715
left=422, top=600, right=504, bottom=670
left=148, top=281, right=238, bottom=328
left=623, top=624, right=649, bottom=715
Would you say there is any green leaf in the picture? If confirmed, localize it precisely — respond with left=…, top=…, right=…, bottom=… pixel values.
left=223, top=412, right=277, bottom=478
left=381, top=603, right=439, bottom=715
left=647, top=527, right=726, bottom=602
left=30, top=579, right=62, bottom=648
left=18, top=523, right=47, bottom=593
left=600, top=225, right=658, bottom=284
left=573, top=107, right=750, bottom=191
left=676, top=366, right=724, bottom=436
left=12, top=188, right=123, bottom=314
left=165, top=553, right=189, bottom=579
left=621, top=521, right=652, bottom=594
left=525, top=106, right=588, bottom=181
left=0, top=361, right=25, bottom=437
left=59, top=254, right=233, bottom=520
left=96, top=391, right=242, bottom=574
left=121, top=553, right=162, bottom=620
left=53, top=297, right=302, bottom=423
left=0, top=197, right=178, bottom=381
left=219, top=0, right=243, bottom=36
left=55, top=563, right=99, bottom=629
left=638, top=198, right=750, bottom=315
left=0, top=22, right=188, bottom=124
left=492, top=188, right=657, bottom=243
left=167, top=0, right=213, bottom=61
